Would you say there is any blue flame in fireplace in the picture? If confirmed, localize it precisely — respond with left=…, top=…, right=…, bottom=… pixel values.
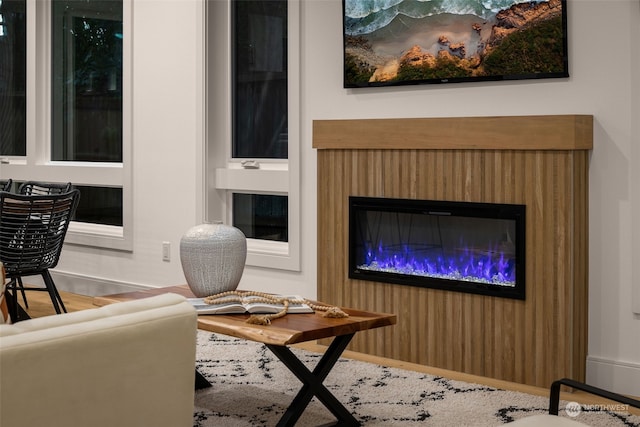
left=359, top=241, right=516, bottom=287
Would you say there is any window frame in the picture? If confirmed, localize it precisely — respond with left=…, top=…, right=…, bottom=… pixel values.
left=0, top=0, right=132, bottom=251
left=208, top=0, right=300, bottom=271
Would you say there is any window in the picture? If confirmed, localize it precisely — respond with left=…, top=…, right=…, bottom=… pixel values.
left=209, top=0, right=300, bottom=271
left=231, top=0, right=288, bottom=244
left=233, top=193, right=288, bottom=242
left=0, top=0, right=131, bottom=250
left=51, top=1, right=123, bottom=163
left=232, top=0, right=287, bottom=160
left=0, top=0, right=26, bottom=156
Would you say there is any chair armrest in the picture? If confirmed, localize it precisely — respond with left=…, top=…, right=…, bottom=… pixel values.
left=549, top=378, right=640, bottom=415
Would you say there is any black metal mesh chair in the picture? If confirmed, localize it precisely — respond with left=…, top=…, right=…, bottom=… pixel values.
left=18, top=181, right=73, bottom=196
left=11, top=181, right=75, bottom=308
left=0, top=190, right=80, bottom=321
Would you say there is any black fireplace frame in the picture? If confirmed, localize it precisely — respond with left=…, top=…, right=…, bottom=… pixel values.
left=348, top=196, right=526, bottom=300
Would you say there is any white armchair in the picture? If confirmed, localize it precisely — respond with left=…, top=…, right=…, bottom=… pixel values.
left=0, top=292, right=198, bottom=427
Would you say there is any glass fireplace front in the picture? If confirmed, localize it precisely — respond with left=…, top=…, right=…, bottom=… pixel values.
left=349, top=197, right=526, bottom=299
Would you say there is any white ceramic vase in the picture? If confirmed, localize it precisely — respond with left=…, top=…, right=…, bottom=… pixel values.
left=179, top=223, right=247, bottom=297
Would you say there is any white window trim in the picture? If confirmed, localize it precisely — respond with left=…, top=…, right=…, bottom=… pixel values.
left=0, top=0, right=133, bottom=251
left=207, top=0, right=300, bottom=271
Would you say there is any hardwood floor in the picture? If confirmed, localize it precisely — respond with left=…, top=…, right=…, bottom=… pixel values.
left=16, top=289, right=94, bottom=319
left=20, top=289, right=639, bottom=415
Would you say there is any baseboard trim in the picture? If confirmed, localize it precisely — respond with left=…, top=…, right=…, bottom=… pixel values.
left=586, top=355, right=640, bottom=398
left=49, top=271, right=153, bottom=297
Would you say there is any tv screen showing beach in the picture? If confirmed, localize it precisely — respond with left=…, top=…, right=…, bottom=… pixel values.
left=343, top=0, right=568, bottom=87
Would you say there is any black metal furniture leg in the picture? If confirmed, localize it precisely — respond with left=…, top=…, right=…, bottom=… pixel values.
left=52, top=286, right=67, bottom=313
left=4, top=285, right=31, bottom=323
left=42, top=271, right=66, bottom=314
left=195, top=369, right=212, bottom=390
left=16, top=277, right=29, bottom=308
left=6, top=283, right=20, bottom=323
left=267, top=333, right=359, bottom=427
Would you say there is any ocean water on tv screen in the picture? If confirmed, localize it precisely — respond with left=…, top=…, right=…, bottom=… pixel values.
left=345, top=0, right=535, bottom=35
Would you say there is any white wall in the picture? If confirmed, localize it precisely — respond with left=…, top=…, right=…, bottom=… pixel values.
left=52, top=0, right=639, bottom=396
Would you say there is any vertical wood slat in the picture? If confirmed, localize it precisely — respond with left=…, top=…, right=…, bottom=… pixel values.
left=316, top=117, right=591, bottom=389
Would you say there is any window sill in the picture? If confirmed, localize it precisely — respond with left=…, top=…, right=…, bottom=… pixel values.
left=245, top=238, right=299, bottom=271
left=66, top=222, right=132, bottom=251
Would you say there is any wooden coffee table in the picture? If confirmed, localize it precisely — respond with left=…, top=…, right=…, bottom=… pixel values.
left=94, top=285, right=397, bottom=427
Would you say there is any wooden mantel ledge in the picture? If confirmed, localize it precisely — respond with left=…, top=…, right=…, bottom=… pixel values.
left=312, top=115, right=593, bottom=151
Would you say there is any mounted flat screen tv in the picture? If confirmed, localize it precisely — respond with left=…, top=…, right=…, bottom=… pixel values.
left=343, top=0, right=568, bottom=88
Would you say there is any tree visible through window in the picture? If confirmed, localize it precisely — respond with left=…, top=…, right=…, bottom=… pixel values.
left=49, top=0, right=124, bottom=226
left=51, top=0, right=123, bottom=162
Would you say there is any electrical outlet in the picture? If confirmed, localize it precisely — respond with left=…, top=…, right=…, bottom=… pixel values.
left=162, top=241, right=171, bottom=262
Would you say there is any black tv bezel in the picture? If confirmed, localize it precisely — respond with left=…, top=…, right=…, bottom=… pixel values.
left=348, top=196, right=526, bottom=300
left=342, top=0, right=569, bottom=89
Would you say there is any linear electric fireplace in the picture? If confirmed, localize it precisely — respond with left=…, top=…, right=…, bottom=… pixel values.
left=316, top=115, right=591, bottom=388
left=349, top=196, right=526, bottom=299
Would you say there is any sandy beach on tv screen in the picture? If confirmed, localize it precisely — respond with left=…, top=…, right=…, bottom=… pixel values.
left=365, top=13, right=496, bottom=60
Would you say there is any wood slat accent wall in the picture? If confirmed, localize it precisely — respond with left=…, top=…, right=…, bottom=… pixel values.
left=314, top=115, right=593, bottom=388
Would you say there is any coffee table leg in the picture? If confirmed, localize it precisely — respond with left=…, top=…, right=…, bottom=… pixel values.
left=266, top=333, right=359, bottom=427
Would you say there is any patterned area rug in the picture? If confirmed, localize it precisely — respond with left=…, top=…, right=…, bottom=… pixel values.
left=194, top=331, right=640, bottom=426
